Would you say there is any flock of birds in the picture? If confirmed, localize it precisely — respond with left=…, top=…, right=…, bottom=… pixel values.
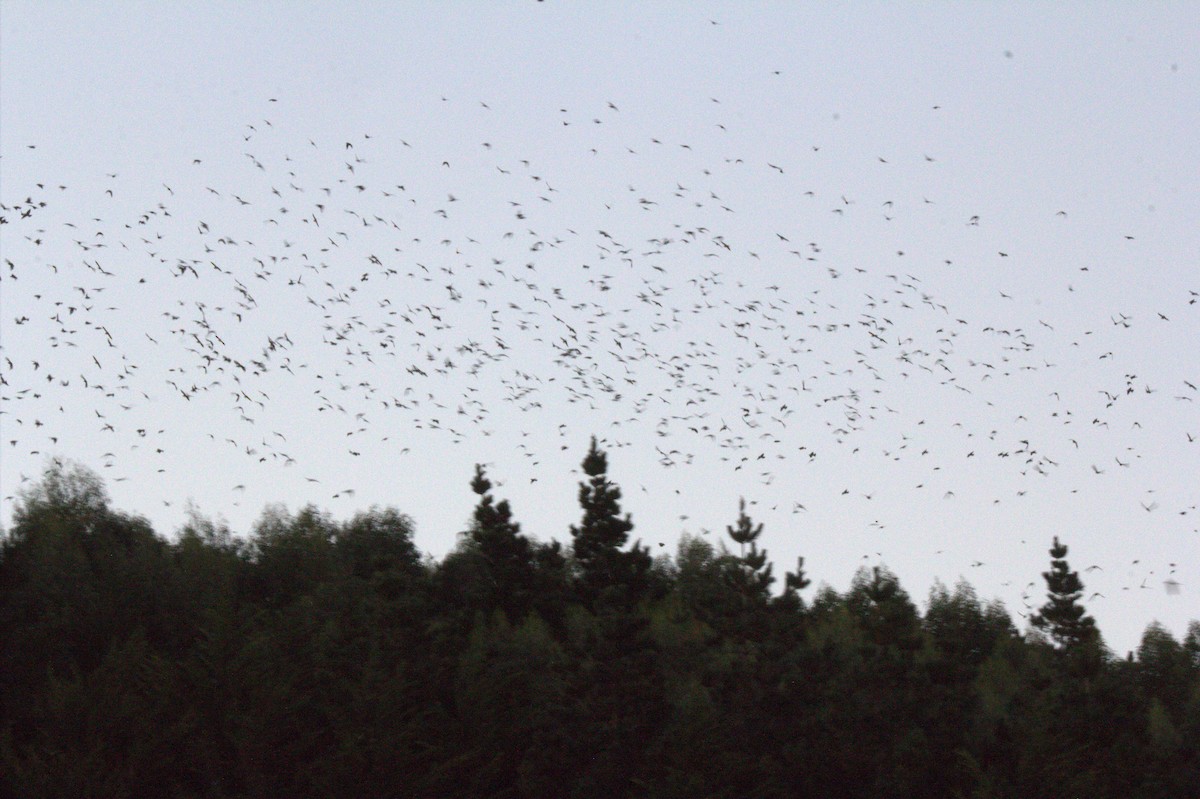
left=1, top=74, right=1196, bottom=638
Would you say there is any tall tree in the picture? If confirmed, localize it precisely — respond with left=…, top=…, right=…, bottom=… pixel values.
left=436, top=465, right=569, bottom=634
left=0, top=462, right=198, bottom=796
left=1030, top=536, right=1100, bottom=663
left=723, top=497, right=774, bottom=605
left=466, top=464, right=539, bottom=621
left=777, top=555, right=812, bottom=612
left=569, top=437, right=654, bottom=609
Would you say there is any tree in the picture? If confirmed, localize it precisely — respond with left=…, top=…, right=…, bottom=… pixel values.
left=336, top=506, right=420, bottom=581
left=569, top=437, right=655, bottom=609
left=845, top=566, right=924, bottom=657
left=243, top=504, right=339, bottom=609
left=841, top=567, right=930, bottom=795
left=1030, top=537, right=1101, bottom=666
left=460, top=464, right=540, bottom=622
left=1, top=462, right=187, bottom=711
left=723, top=497, right=774, bottom=606
left=924, top=580, right=1016, bottom=669
left=777, top=555, right=811, bottom=612
left=0, top=462, right=200, bottom=796
left=1011, top=541, right=1116, bottom=796
left=921, top=581, right=1020, bottom=796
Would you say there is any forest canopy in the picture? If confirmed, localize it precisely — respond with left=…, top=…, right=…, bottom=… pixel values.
left=2, top=452, right=1197, bottom=798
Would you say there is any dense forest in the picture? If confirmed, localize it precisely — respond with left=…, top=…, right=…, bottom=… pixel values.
left=2, top=442, right=1197, bottom=798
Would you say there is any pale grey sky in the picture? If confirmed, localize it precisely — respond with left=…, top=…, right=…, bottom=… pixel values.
left=2, top=2, right=1197, bottom=653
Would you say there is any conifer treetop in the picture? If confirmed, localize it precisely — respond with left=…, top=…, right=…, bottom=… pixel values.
left=1031, top=535, right=1099, bottom=654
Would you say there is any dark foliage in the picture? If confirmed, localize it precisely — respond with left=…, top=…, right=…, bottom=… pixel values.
left=2, top=454, right=1196, bottom=798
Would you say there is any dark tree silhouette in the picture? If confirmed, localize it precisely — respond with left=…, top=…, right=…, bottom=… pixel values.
left=569, top=437, right=654, bottom=609
left=724, top=497, right=774, bottom=604
left=1030, top=536, right=1100, bottom=658
left=463, top=463, right=539, bottom=621
left=2, top=459, right=1197, bottom=798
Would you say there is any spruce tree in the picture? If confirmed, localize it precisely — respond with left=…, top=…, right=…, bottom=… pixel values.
left=569, top=437, right=653, bottom=608
left=724, top=498, right=774, bottom=604
left=781, top=557, right=811, bottom=603
left=1030, top=536, right=1100, bottom=658
left=463, top=463, right=537, bottom=621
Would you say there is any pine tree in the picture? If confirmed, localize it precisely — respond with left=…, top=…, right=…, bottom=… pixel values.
left=847, top=565, right=924, bottom=656
left=469, top=463, right=524, bottom=558
left=1030, top=536, right=1100, bottom=660
left=569, top=437, right=653, bottom=609
left=463, top=464, right=538, bottom=621
left=724, top=498, right=774, bottom=605
left=779, top=557, right=811, bottom=607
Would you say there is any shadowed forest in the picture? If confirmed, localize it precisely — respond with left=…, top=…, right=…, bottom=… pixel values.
left=2, top=442, right=1197, bottom=798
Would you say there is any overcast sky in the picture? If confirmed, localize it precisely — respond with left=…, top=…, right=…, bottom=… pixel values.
left=2, top=2, right=1197, bottom=653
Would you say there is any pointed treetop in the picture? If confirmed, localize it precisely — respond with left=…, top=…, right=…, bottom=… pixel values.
left=1031, top=535, right=1099, bottom=656
left=469, top=465, right=522, bottom=537
left=581, top=436, right=607, bottom=478
left=727, top=497, right=764, bottom=549
left=570, top=436, right=654, bottom=607
left=471, top=463, right=491, bottom=497
left=785, top=556, right=811, bottom=594
left=720, top=498, right=775, bottom=603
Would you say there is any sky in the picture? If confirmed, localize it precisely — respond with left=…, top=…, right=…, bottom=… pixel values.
left=2, top=2, right=1197, bottom=654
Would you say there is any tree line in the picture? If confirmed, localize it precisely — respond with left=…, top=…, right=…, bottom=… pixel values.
left=2, top=439, right=1197, bottom=798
